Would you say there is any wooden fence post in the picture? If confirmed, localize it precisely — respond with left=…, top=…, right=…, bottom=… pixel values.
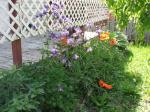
left=12, top=39, right=22, bottom=67
left=11, top=0, right=22, bottom=67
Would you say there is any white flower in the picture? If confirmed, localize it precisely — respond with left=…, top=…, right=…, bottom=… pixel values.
left=87, top=47, right=93, bottom=52
left=73, top=54, right=79, bottom=60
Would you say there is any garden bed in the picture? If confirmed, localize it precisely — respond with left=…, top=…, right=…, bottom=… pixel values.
left=1, top=39, right=150, bottom=112
left=0, top=34, right=134, bottom=112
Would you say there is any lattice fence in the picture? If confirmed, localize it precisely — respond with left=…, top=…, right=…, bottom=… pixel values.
left=0, top=0, right=109, bottom=44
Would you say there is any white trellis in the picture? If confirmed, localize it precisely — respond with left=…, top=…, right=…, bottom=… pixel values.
left=0, top=0, right=109, bottom=44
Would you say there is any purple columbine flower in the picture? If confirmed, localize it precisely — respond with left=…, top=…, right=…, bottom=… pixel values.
left=87, top=47, right=93, bottom=52
left=61, top=56, right=67, bottom=64
left=64, top=17, right=72, bottom=23
left=61, top=15, right=66, bottom=19
left=55, top=32, right=62, bottom=38
left=44, top=4, right=49, bottom=10
left=49, top=32, right=62, bottom=42
left=48, top=31, right=55, bottom=38
left=51, top=11, right=60, bottom=18
left=86, top=21, right=94, bottom=28
left=61, top=30, right=69, bottom=37
left=34, top=12, right=43, bottom=18
left=65, top=26, right=73, bottom=31
left=43, top=10, right=48, bottom=15
left=51, top=2, right=60, bottom=11
left=74, top=27, right=82, bottom=34
left=59, top=15, right=66, bottom=22
left=73, top=54, right=79, bottom=60
left=67, top=38, right=74, bottom=45
left=39, top=12, right=44, bottom=17
left=60, top=2, right=64, bottom=9
left=50, top=48, right=59, bottom=57
left=96, top=29, right=103, bottom=34
left=35, top=14, right=39, bottom=18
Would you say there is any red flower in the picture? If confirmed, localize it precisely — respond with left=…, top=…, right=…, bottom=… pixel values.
left=109, top=38, right=118, bottom=46
left=98, top=80, right=112, bottom=90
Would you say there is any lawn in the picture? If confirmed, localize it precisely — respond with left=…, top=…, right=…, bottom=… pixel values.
left=126, top=45, right=150, bottom=112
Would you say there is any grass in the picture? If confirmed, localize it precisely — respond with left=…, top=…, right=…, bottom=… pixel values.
left=126, top=45, right=150, bottom=112
left=120, top=45, right=150, bottom=112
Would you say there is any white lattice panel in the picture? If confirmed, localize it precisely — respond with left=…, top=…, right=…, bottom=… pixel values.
left=0, top=0, right=109, bottom=43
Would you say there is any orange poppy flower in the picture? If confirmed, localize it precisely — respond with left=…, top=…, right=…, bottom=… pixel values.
left=99, top=32, right=110, bottom=41
left=109, top=38, right=118, bottom=46
left=98, top=80, right=112, bottom=90
left=61, top=37, right=67, bottom=45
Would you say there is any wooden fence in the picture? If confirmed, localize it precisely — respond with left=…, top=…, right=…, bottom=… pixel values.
left=108, top=19, right=150, bottom=43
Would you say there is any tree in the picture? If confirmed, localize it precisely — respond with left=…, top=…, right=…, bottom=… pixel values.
left=106, top=0, right=150, bottom=41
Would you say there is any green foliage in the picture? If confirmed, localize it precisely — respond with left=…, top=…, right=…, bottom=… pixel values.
left=110, top=31, right=128, bottom=49
left=106, top=0, right=150, bottom=40
left=0, top=38, right=142, bottom=112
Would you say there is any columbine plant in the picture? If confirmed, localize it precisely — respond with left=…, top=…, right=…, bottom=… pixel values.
left=32, top=1, right=87, bottom=66
left=32, top=1, right=128, bottom=68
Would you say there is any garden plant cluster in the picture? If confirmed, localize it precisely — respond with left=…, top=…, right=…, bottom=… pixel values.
left=0, top=2, right=131, bottom=112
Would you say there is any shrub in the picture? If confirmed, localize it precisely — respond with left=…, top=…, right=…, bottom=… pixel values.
left=0, top=1, right=134, bottom=111
left=0, top=35, right=130, bottom=112
left=0, top=2, right=131, bottom=111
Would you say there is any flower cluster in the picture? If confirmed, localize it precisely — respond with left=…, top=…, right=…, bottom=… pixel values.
left=31, top=2, right=86, bottom=65
left=99, top=31, right=128, bottom=48
left=34, top=4, right=50, bottom=18
left=32, top=1, right=128, bottom=69
left=99, top=31, right=118, bottom=46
